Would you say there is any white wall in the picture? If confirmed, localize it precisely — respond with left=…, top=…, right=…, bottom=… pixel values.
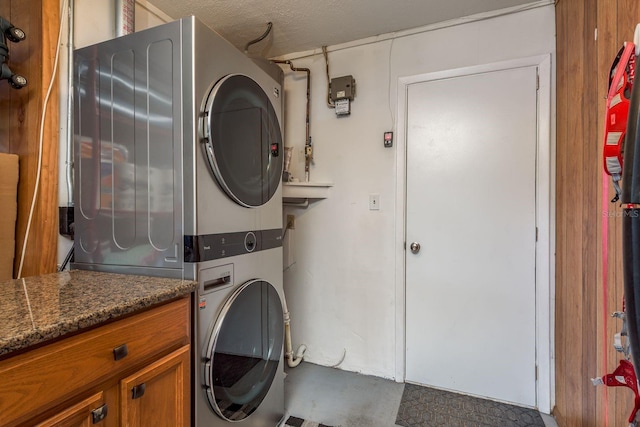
left=280, top=4, right=555, bottom=379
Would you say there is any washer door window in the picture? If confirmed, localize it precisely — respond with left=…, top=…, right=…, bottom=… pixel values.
left=203, top=74, right=283, bottom=207
left=204, top=280, right=284, bottom=421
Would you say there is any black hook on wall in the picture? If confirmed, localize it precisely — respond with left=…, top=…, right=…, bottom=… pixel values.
left=0, top=17, right=27, bottom=89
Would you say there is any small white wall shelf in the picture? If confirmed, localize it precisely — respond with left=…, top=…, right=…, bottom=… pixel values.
left=282, top=182, right=333, bottom=206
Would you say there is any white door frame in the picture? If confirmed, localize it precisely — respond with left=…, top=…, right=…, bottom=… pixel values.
left=393, top=54, right=554, bottom=413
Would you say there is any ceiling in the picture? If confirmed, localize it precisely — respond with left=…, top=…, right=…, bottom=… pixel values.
left=147, top=0, right=542, bottom=58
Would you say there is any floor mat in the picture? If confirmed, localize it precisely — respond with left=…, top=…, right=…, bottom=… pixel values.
left=283, top=415, right=336, bottom=427
left=395, top=384, right=545, bottom=427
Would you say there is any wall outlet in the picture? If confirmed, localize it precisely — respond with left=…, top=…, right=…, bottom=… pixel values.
left=286, top=214, right=296, bottom=230
left=59, top=206, right=74, bottom=238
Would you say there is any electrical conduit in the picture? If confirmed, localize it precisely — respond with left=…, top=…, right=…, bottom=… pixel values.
left=273, top=59, right=312, bottom=182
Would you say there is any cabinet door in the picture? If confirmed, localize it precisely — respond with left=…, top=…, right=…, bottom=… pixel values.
left=120, top=345, right=190, bottom=427
left=35, top=392, right=105, bottom=427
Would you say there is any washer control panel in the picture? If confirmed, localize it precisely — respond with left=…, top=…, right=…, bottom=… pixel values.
left=184, top=229, right=282, bottom=262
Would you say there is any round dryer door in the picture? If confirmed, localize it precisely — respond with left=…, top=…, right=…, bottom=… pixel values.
left=202, top=74, right=283, bottom=207
left=203, top=279, right=284, bottom=421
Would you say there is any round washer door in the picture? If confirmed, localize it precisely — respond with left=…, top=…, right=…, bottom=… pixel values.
left=204, top=279, right=284, bottom=421
left=202, top=74, right=283, bottom=207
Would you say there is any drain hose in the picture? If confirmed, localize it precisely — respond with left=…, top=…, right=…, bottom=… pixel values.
left=282, top=293, right=307, bottom=367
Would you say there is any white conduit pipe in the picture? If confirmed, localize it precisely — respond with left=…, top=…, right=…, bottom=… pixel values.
left=65, top=0, right=74, bottom=208
left=281, top=291, right=306, bottom=367
left=115, top=0, right=135, bottom=37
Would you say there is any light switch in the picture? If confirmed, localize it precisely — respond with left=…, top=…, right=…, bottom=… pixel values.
left=369, top=194, right=380, bottom=210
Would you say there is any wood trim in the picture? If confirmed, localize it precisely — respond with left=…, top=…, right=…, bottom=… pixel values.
left=554, top=0, right=567, bottom=423
left=581, top=4, right=598, bottom=425
left=0, top=0, right=59, bottom=278
left=562, top=1, right=589, bottom=424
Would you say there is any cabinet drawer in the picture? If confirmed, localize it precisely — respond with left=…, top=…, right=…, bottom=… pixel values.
left=0, top=297, right=189, bottom=426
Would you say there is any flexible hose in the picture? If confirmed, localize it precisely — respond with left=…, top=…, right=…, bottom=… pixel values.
left=58, top=245, right=74, bottom=272
left=244, top=22, right=272, bottom=53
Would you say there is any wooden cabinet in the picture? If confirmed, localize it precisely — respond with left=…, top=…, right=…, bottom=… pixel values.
left=120, top=346, right=190, bottom=426
left=0, top=297, right=191, bottom=427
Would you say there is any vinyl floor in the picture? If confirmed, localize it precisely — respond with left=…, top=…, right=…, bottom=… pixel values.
left=284, top=362, right=558, bottom=427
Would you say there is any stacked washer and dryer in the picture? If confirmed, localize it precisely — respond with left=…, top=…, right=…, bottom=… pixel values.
left=73, top=17, right=286, bottom=426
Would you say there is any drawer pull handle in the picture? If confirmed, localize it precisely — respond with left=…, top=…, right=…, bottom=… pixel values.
left=113, top=344, right=129, bottom=361
left=204, top=275, right=231, bottom=291
left=91, top=404, right=108, bottom=424
left=131, top=383, right=146, bottom=400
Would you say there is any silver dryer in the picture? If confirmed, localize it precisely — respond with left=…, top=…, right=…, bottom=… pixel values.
left=73, top=16, right=284, bottom=281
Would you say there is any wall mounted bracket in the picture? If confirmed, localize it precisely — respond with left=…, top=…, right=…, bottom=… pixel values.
left=0, top=16, right=26, bottom=89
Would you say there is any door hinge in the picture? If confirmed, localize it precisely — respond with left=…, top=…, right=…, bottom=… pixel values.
left=535, top=227, right=538, bottom=242
left=536, top=73, right=539, bottom=90
left=535, top=365, right=539, bottom=380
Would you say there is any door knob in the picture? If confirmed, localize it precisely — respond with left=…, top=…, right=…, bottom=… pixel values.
left=410, top=242, right=421, bottom=254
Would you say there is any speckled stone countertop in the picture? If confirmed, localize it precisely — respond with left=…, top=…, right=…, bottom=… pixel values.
left=0, top=270, right=197, bottom=358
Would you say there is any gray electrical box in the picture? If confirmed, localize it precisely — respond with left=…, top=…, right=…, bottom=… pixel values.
left=330, top=75, right=356, bottom=101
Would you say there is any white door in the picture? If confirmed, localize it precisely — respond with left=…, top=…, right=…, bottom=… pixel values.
left=405, top=66, right=538, bottom=407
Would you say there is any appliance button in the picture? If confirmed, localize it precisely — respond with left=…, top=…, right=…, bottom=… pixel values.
left=245, top=232, right=256, bottom=252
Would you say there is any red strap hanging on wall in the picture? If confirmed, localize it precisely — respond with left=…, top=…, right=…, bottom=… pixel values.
left=603, top=42, right=635, bottom=202
left=594, top=359, right=640, bottom=425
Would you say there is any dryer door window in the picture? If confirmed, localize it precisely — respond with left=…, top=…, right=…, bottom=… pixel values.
left=204, top=279, right=284, bottom=421
left=203, top=74, right=283, bottom=207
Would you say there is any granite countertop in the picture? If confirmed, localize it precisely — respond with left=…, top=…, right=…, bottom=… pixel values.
left=0, top=270, right=197, bottom=358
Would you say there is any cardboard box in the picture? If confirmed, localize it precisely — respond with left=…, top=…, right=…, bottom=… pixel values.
left=0, top=153, right=18, bottom=280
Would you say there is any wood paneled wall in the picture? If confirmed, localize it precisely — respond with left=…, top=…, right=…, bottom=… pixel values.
left=0, top=0, right=59, bottom=277
left=556, top=0, right=640, bottom=425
